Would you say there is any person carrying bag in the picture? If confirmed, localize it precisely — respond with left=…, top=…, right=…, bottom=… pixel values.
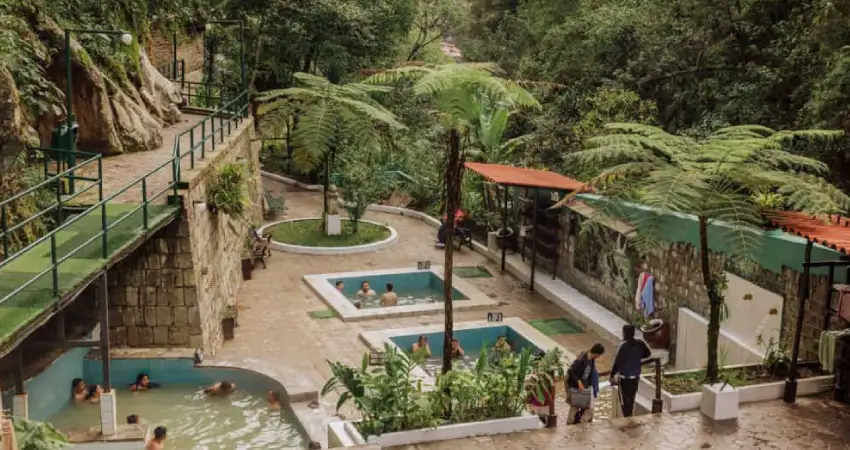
left=565, top=343, right=605, bottom=424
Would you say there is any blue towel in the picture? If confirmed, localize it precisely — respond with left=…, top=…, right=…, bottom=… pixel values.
left=641, top=274, right=655, bottom=317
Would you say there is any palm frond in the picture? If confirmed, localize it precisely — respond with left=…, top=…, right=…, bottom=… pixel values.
left=290, top=101, right=335, bottom=172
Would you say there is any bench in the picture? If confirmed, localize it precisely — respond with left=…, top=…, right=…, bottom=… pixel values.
left=263, top=189, right=286, bottom=220
left=453, top=218, right=475, bottom=251
left=251, top=228, right=272, bottom=268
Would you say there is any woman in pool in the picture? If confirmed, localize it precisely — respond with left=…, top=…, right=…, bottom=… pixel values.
left=130, top=373, right=160, bottom=391
left=71, top=378, right=88, bottom=402
left=86, top=384, right=103, bottom=403
left=412, top=335, right=431, bottom=357
left=268, top=391, right=282, bottom=410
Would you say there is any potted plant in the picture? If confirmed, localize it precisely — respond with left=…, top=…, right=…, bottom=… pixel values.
left=241, top=235, right=254, bottom=281
left=222, top=305, right=238, bottom=341
left=640, top=317, right=670, bottom=350
left=207, top=163, right=247, bottom=218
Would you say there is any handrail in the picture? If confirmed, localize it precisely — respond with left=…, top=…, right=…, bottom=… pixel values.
left=0, top=87, right=250, bottom=336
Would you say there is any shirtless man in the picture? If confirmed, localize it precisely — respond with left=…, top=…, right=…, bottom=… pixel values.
left=145, top=426, right=166, bottom=450
left=355, top=281, right=376, bottom=301
left=204, top=380, right=236, bottom=395
left=380, top=283, right=398, bottom=307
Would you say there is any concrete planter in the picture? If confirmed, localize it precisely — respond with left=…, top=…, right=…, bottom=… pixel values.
left=638, top=365, right=835, bottom=413
left=701, top=383, right=739, bottom=420
left=328, top=414, right=542, bottom=448
left=258, top=218, right=398, bottom=255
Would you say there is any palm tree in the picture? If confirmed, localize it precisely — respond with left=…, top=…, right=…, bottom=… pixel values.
left=256, top=73, right=405, bottom=227
left=467, top=100, right=533, bottom=164
left=560, top=123, right=850, bottom=383
left=367, top=63, right=540, bottom=374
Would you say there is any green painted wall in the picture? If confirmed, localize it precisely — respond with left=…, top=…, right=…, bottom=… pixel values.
left=574, top=194, right=847, bottom=283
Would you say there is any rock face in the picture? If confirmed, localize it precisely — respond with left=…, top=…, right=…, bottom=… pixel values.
left=30, top=17, right=182, bottom=156
left=0, top=67, right=38, bottom=169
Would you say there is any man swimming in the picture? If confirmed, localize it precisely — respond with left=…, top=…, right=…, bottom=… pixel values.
left=71, top=378, right=87, bottom=402
left=451, top=338, right=465, bottom=358
left=204, top=380, right=236, bottom=395
left=355, top=281, right=376, bottom=301
left=335, top=281, right=344, bottom=292
left=380, top=283, right=398, bottom=307
left=268, top=391, right=282, bottom=410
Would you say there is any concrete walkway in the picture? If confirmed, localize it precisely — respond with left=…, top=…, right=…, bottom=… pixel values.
left=73, top=113, right=207, bottom=204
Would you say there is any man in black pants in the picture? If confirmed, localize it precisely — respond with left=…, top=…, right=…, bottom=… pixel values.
left=610, top=324, right=652, bottom=417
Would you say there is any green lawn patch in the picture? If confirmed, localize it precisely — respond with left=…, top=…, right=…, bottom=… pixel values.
left=452, top=266, right=493, bottom=278
left=267, top=219, right=390, bottom=247
left=0, top=203, right=177, bottom=346
left=527, top=318, right=583, bottom=335
left=308, top=309, right=336, bottom=319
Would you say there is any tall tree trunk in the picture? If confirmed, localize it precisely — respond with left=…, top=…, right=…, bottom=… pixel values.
left=699, top=215, right=721, bottom=383
left=323, top=154, right=331, bottom=231
left=441, top=129, right=463, bottom=375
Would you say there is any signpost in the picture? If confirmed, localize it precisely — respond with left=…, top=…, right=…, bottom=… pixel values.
left=486, top=312, right=503, bottom=322
left=417, top=260, right=431, bottom=270
left=368, top=351, right=386, bottom=366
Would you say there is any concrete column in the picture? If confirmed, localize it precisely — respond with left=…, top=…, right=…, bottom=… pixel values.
left=12, top=394, right=27, bottom=419
left=100, top=390, right=117, bottom=436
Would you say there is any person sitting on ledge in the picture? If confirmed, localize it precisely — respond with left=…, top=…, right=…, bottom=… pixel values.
left=435, top=209, right=466, bottom=249
left=86, top=384, right=103, bottom=403
left=71, top=378, right=88, bottom=402
left=204, top=380, right=236, bottom=395
left=130, top=373, right=160, bottom=392
left=268, top=391, right=282, bottom=410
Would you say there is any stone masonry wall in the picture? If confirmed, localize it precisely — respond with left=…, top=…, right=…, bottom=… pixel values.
left=557, top=208, right=835, bottom=362
left=146, top=34, right=204, bottom=76
left=108, top=117, right=262, bottom=355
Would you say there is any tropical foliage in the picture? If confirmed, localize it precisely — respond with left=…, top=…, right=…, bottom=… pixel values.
left=13, top=417, right=68, bottom=450
left=561, top=123, right=850, bottom=382
left=366, top=63, right=540, bottom=373
left=206, top=163, right=249, bottom=219
left=321, top=344, right=563, bottom=436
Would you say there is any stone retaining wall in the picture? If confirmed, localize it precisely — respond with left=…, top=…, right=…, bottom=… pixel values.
left=108, top=116, right=262, bottom=355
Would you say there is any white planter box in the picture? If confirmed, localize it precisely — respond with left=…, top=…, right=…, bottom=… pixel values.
left=639, top=366, right=835, bottom=413
left=330, top=414, right=542, bottom=447
left=701, top=383, right=739, bottom=420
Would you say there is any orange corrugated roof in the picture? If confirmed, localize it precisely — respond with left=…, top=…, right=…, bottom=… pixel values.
left=764, top=210, right=850, bottom=254
left=465, top=162, right=587, bottom=191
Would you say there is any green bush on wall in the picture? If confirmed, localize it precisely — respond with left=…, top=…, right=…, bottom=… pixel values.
left=207, top=163, right=248, bottom=219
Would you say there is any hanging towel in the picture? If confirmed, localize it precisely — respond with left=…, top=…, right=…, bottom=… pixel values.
left=640, top=274, right=656, bottom=317
left=635, top=273, right=650, bottom=311
left=820, top=330, right=837, bottom=373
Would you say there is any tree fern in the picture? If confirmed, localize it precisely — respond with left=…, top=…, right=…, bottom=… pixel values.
left=559, top=121, right=850, bottom=383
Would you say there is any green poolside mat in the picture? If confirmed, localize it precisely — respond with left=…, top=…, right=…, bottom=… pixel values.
left=308, top=309, right=336, bottom=319
left=528, top=318, right=583, bottom=335
left=0, top=203, right=178, bottom=346
left=452, top=266, right=493, bottom=278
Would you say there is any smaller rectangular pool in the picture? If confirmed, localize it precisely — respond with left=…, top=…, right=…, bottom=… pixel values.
left=334, top=270, right=467, bottom=308
left=390, top=325, right=542, bottom=374
left=360, top=318, right=571, bottom=381
left=304, top=267, right=497, bottom=321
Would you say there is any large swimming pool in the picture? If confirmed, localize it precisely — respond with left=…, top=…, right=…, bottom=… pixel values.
left=33, top=356, right=307, bottom=449
left=304, top=267, right=498, bottom=320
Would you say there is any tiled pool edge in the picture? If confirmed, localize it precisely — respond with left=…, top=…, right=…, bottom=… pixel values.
left=359, top=317, right=575, bottom=387
left=303, top=266, right=498, bottom=321
left=92, top=349, right=329, bottom=448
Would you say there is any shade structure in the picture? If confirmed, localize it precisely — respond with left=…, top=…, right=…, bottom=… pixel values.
left=464, top=162, right=586, bottom=192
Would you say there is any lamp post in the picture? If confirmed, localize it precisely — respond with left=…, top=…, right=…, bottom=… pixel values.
left=204, top=20, right=246, bottom=108
left=62, top=29, right=132, bottom=193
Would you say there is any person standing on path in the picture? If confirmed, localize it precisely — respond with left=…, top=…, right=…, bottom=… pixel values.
left=566, top=343, right=605, bottom=424
left=610, top=324, right=652, bottom=417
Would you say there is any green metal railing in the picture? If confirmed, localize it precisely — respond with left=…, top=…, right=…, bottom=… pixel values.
left=173, top=90, right=250, bottom=182
left=1, top=148, right=102, bottom=261
left=156, top=58, right=185, bottom=84
left=180, top=80, right=237, bottom=109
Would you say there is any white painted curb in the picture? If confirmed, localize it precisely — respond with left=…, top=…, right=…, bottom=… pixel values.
left=258, top=218, right=398, bottom=255
left=261, top=170, right=323, bottom=191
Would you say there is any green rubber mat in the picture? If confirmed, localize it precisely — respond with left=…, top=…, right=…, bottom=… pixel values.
left=308, top=309, right=336, bottom=319
left=528, top=318, right=583, bottom=335
left=452, top=266, right=493, bottom=278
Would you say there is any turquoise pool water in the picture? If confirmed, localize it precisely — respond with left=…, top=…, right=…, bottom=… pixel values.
left=332, top=271, right=467, bottom=308
left=40, top=357, right=307, bottom=449
left=390, top=325, right=542, bottom=375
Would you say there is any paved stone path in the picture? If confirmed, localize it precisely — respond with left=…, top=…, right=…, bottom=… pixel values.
left=72, top=113, right=207, bottom=204
left=215, top=186, right=613, bottom=418
left=223, top=185, right=850, bottom=449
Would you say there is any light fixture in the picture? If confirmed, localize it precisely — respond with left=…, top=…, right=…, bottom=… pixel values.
left=120, top=33, right=133, bottom=45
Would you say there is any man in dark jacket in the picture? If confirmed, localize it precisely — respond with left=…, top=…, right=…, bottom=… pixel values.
left=566, top=343, right=605, bottom=424
left=610, top=324, right=652, bottom=417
